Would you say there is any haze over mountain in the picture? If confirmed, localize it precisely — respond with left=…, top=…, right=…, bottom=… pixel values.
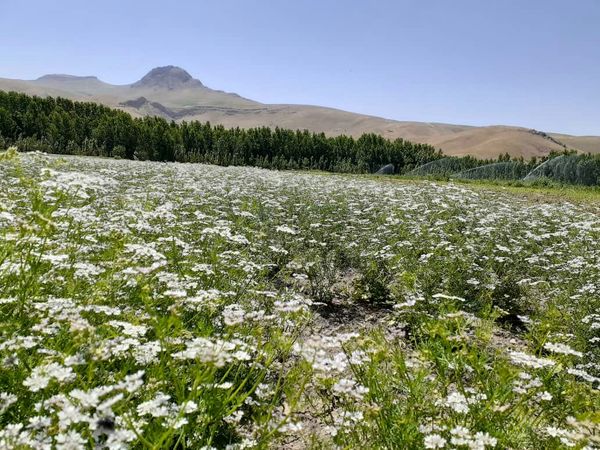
left=1, top=65, right=598, bottom=159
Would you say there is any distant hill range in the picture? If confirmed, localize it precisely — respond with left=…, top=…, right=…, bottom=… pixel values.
left=1, top=65, right=598, bottom=158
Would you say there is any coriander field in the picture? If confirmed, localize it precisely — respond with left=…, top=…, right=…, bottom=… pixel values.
left=0, top=150, right=599, bottom=449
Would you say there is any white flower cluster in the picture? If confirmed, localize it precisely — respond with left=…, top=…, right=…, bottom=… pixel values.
left=332, top=378, right=369, bottom=401
left=23, top=362, right=76, bottom=392
left=508, top=351, right=556, bottom=369
left=436, top=390, right=487, bottom=414
left=171, top=337, right=252, bottom=366
left=293, top=333, right=360, bottom=374
left=543, top=342, right=583, bottom=357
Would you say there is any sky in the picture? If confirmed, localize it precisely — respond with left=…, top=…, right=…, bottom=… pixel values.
left=1, top=0, right=599, bottom=135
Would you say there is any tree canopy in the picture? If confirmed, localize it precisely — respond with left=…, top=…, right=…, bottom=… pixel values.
left=1, top=90, right=599, bottom=184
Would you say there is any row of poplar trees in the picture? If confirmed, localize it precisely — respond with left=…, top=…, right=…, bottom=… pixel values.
left=0, top=91, right=443, bottom=174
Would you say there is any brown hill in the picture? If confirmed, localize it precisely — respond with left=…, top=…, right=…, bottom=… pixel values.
left=1, top=66, right=598, bottom=158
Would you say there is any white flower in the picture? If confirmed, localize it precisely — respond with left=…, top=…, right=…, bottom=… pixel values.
left=55, top=429, right=86, bottom=449
left=222, top=304, right=246, bottom=326
left=23, top=363, right=75, bottom=392
left=508, top=351, right=556, bottom=369
left=166, top=416, right=188, bottom=429
left=134, top=341, right=162, bottom=364
left=473, top=431, right=497, bottom=448
left=57, top=403, right=89, bottom=429
left=432, top=293, right=465, bottom=302
left=424, top=433, right=447, bottom=449
left=171, top=337, right=251, bottom=366
left=28, top=415, right=52, bottom=430
left=275, top=225, right=298, bottom=235
left=443, top=392, right=469, bottom=413
left=163, top=289, right=187, bottom=298
left=116, top=370, right=145, bottom=393
left=323, top=425, right=339, bottom=436
left=450, top=426, right=470, bottom=437
left=0, top=392, right=18, bottom=414
left=255, top=383, right=274, bottom=400
left=332, top=378, right=369, bottom=400
left=108, top=320, right=147, bottom=337
left=224, top=410, right=244, bottom=424
left=181, top=400, right=198, bottom=414
left=545, top=426, right=565, bottom=438
left=567, top=368, right=600, bottom=384
left=543, top=342, right=583, bottom=357
left=348, top=350, right=369, bottom=365
left=136, top=392, right=173, bottom=418
left=450, top=426, right=472, bottom=446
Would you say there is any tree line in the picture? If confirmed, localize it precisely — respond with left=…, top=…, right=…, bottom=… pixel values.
left=1, top=90, right=598, bottom=184
left=0, top=91, right=444, bottom=173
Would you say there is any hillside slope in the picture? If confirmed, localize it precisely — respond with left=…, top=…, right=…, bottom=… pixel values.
left=1, top=66, right=598, bottom=158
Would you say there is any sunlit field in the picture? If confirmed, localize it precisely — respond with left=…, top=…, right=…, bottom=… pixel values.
left=1, top=150, right=599, bottom=449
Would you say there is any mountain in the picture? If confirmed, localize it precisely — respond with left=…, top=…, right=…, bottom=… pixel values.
left=131, top=65, right=204, bottom=90
left=1, top=66, right=598, bottom=158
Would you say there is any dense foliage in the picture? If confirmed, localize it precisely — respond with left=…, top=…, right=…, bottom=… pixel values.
left=1, top=151, right=599, bottom=448
left=0, top=91, right=442, bottom=173
left=1, top=90, right=599, bottom=184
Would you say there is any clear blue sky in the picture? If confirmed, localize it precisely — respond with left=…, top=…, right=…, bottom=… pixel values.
left=1, top=0, right=598, bottom=135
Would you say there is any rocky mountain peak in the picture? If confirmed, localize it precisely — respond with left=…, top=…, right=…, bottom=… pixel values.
left=131, top=66, right=204, bottom=90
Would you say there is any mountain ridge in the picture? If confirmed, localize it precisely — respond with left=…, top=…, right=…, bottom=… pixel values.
left=37, top=74, right=100, bottom=81
left=1, top=66, right=598, bottom=158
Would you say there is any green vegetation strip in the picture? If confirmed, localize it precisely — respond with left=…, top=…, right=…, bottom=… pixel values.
left=2, top=90, right=600, bottom=185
